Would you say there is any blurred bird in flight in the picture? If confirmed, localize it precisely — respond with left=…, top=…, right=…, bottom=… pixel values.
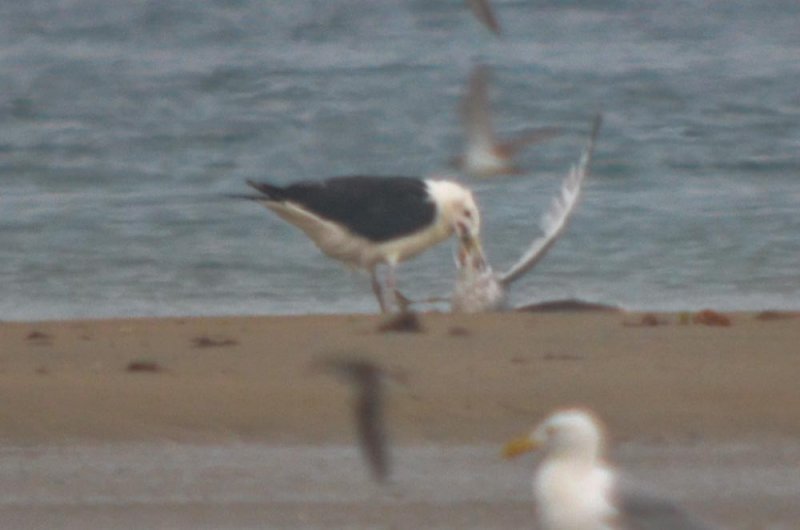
left=453, top=65, right=561, bottom=178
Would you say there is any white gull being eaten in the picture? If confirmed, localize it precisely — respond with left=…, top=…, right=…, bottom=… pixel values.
left=451, top=114, right=602, bottom=313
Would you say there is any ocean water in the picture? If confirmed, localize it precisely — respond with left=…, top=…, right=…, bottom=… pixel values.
left=1, top=0, right=799, bottom=320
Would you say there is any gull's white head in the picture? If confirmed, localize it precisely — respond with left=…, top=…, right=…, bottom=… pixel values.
left=425, top=180, right=481, bottom=243
left=533, top=409, right=604, bottom=462
left=504, top=408, right=605, bottom=463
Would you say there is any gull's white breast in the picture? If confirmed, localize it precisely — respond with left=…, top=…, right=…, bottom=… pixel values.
left=535, top=460, right=617, bottom=530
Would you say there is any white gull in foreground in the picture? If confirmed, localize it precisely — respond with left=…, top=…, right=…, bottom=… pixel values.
left=451, top=114, right=601, bottom=312
left=242, top=175, right=481, bottom=313
left=504, top=408, right=725, bottom=530
left=454, top=65, right=561, bottom=178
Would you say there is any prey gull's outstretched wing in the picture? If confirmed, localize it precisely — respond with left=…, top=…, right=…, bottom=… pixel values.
left=498, top=114, right=602, bottom=287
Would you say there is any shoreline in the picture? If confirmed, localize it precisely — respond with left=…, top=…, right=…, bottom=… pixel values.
left=2, top=310, right=799, bottom=528
left=1, top=310, right=798, bottom=445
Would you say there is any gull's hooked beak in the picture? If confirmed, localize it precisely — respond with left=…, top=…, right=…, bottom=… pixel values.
left=456, top=230, right=487, bottom=271
left=502, top=436, right=538, bottom=459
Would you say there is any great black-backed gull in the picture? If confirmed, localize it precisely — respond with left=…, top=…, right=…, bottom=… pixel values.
left=243, top=175, right=481, bottom=312
left=504, top=408, right=724, bottom=530
left=453, top=65, right=561, bottom=178
left=451, top=114, right=601, bottom=312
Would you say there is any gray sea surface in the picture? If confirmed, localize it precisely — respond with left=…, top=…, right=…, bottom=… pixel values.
left=2, top=0, right=799, bottom=319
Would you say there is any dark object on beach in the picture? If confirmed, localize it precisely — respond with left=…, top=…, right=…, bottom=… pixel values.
left=377, top=311, right=423, bottom=333
left=542, top=352, right=584, bottom=362
left=755, top=310, right=798, bottom=321
left=639, top=313, right=662, bottom=326
left=623, top=313, right=667, bottom=327
left=517, top=299, right=622, bottom=313
left=314, top=358, right=391, bottom=484
left=191, top=336, right=238, bottom=348
left=126, top=360, right=163, bottom=373
left=448, top=326, right=471, bottom=337
left=26, top=330, right=52, bottom=341
left=692, top=310, right=731, bottom=327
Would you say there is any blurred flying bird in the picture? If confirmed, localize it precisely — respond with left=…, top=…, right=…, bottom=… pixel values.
left=314, top=358, right=392, bottom=483
left=453, top=65, right=561, bottom=178
left=465, top=0, right=502, bottom=35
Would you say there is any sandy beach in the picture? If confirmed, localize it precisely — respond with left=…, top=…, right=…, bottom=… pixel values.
left=1, top=311, right=799, bottom=529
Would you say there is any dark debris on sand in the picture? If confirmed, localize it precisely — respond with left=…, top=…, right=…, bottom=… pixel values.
left=692, top=309, right=731, bottom=327
left=755, top=310, right=799, bottom=321
left=448, top=326, right=470, bottom=337
left=191, top=336, right=239, bottom=348
left=377, top=311, right=423, bottom=333
left=623, top=313, right=668, bottom=327
left=126, top=360, right=163, bottom=373
left=517, top=299, right=622, bottom=313
left=26, top=330, right=53, bottom=342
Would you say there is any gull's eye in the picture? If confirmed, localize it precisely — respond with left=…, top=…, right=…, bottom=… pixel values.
left=463, top=209, right=473, bottom=219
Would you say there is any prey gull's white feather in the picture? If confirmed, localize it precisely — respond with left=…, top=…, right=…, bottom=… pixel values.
left=498, top=116, right=598, bottom=286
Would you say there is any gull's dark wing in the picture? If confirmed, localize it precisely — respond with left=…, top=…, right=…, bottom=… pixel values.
left=247, top=176, right=436, bottom=242
left=616, top=486, right=724, bottom=530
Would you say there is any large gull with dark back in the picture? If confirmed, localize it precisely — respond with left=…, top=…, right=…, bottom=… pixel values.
left=242, top=175, right=481, bottom=312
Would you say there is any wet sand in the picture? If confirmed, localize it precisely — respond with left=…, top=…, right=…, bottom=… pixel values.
left=1, top=442, right=798, bottom=529
left=1, top=311, right=799, bottom=528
